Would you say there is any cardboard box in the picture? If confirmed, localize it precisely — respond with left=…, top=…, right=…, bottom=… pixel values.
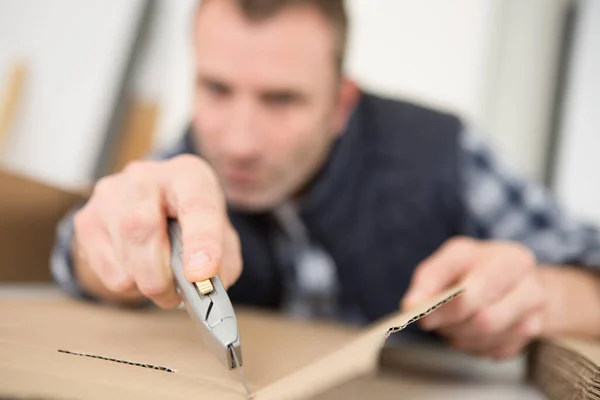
left=0, top=168, right=85, bottom=282
left=0, top=287, right=461, bottom=399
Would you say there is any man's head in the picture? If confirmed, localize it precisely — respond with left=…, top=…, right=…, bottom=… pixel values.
left=192, top=0, right=358, bottom=211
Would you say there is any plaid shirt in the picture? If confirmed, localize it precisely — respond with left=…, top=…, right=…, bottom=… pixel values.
left=461, top=131, right=600, bottom=266
left=51, top=128, right=600, bottom=302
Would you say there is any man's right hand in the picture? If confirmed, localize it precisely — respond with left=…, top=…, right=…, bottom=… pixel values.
left=72, top=155, right=242, bottom=309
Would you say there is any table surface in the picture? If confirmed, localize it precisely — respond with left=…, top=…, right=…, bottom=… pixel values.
left=0, top=284, right=546, bottom=400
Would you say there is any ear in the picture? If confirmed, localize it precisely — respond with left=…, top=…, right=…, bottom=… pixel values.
left=330, top=77, right=359, bottom=136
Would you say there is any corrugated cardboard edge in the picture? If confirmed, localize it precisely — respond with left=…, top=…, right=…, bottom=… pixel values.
left=255, top=286, right=464, bottom=400
left=529, top=338, right=600, bottom=400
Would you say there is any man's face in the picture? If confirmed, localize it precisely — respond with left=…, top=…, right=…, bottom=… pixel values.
left=193, top=0, right=354, bottom=211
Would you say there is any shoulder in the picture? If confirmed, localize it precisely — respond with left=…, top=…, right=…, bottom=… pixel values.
left=358, top=92, right=463, bottom=138
left=355, top=92, right=464, bottom=172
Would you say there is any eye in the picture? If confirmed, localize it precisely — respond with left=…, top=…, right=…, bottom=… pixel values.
left=202, top=80, right=230, bottom=97
left=263, top=92, right=299, bottom=107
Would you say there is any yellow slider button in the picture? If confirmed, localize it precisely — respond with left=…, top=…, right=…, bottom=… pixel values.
left=195, top=279, right=214, bottom=295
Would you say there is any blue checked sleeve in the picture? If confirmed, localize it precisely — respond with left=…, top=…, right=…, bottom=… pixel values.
left=461, top=129, right=600, bottom=267
left=50, top=134, right=193, bottom=298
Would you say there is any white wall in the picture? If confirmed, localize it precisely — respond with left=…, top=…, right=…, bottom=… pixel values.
left=483, top=0, right=569, bottom=181
left=0, top=0, right=146, bottom=189
left=345, top=0, right=495, bottom=131
left=345, top=0, right=568, bottom=181
left=554, top=0, right=600, bottom=223
left=149, top=0, right=197, bottom=149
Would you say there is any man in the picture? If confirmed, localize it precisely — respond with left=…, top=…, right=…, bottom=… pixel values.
left=52, top=0, right=600, bottom=360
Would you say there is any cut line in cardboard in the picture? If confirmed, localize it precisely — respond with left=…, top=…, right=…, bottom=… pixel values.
left=0, top=286, right=463, bottom=399
left=57, top=349, right=176, bottom=373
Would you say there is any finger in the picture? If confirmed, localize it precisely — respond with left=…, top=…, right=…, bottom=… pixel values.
left=437, top=273, right=545, bottom=338
left=118, top=206, right=180, bottom=309
left=485, top=317, right=541, bottom=360
left=111, top=163, right=180, bottom=309
left=74, top=208, right=135, bottom=293
left=403, top=237, right=478, bottom=309
left=159, top=156, right=226, bottom=283
left=459, top=242, right=536, bottom=318
left=419, top=243, right=536, bottom=330
left=219, top=226, right=243, bottom=289
left=451, top=313, right=542, bottom=359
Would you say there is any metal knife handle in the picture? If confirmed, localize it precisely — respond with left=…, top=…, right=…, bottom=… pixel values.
left=167, top=218, right=243, bottom=369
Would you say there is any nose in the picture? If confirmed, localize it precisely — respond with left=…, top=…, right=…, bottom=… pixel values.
left=221, top=97, right=261, bottom=161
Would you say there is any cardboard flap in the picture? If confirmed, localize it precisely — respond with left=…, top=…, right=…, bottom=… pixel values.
left=256, top=287, right=463, bottom=399
left=0, top=287, right=462, bottom=399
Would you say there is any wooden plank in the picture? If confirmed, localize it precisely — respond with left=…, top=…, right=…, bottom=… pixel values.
left=0, top=61, right=27, bottom=147
left=110, top=99, right=159, bottom=173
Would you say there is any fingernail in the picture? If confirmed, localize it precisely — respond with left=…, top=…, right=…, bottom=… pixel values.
left=187, top=251, right=211, bottom=271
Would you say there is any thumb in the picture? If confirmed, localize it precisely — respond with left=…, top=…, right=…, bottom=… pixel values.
left=402, top=237, right=477, bottom=310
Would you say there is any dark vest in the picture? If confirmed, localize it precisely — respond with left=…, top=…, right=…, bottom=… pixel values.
left=186, top=93, right=465, bottom=324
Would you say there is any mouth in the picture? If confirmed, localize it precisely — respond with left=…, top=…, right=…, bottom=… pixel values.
left=222, top=169, right=261, bottom=186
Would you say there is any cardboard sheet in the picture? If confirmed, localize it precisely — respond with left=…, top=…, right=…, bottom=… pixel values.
left=0, top=287, right=462, bottom=399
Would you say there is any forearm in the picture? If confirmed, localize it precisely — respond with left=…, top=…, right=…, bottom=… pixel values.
left=539, top=265, right=600, bottom=338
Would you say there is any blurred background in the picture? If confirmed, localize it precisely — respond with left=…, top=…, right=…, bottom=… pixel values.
left=0, top=0, right=599, bottom=282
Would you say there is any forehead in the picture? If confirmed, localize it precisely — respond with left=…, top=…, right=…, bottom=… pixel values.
left=194, top=0, right=336, bottom=88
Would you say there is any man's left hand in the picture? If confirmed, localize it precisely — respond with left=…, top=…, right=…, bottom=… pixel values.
left=402, top=237, right=547, bottom=359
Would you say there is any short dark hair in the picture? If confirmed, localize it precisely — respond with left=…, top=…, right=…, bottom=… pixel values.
left=200, top=0, right=348, bottom=73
